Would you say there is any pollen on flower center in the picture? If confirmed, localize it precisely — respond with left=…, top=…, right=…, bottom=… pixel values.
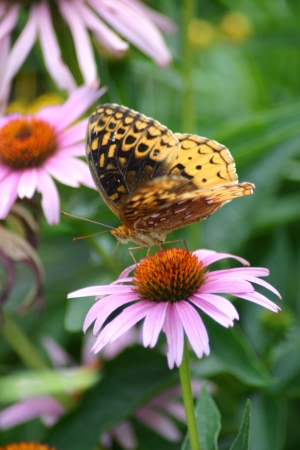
left=0, top=117, right=57, bottom=170
left=133, top=248, right=205, bottom=303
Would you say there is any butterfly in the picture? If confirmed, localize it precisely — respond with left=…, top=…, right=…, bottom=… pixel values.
left=86, top=104, right=254, bottom=247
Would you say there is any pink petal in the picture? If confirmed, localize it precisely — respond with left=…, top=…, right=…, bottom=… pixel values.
left=118, top=264, right=136, bottom=280
left=135, top=407, right=181, bottom=441
left=44, top=157, right=80, bottom=187
left=58, top=0, right=98, bottom=86
left=41, top=336, right=73, bottom=368
left=37, top=1, right=76, bottom=93
left=56, top=143, right=86, bottom=157
left=0, top=4, right=19, bottom=41
left=189, top=295, right=235, bottom=328
left=199, top=251, right=250, bottom=267
left=92, top=293, right=140, bottom=334
left=242, top=275, right=282, bottom=299
left=0, top=171, right=21, bottom=218
left=101, top=328, right=138, bottom=360
left=57, top=119, right=87, bottom=147
left=17, top=168, right=38, bottom=198
left=91, top=0, right=171, bottom=67
left=36, top=169, right=60, bottom=225
left=175, top=301, right=210, bottom=357
left=200, top=279, right=254, bottom=294
left=69, top=284, right=135, bottom=299
left=123, top=0, right=177, bottom=33
left=92, top=301, right=152, bottom=353
left=0, top=164, right=12, bottom=181
left=192, top=293, right=239, bottom=320
left=211, top=267, right=270, bottom=278
left=39, top=85, right=106, bottom=132
left=143, top=302, right=168, bottom=348
left=0, top=5, right=38, bottom=102
left=237, top=292, right=281, bottom=312
left=0, top=397, right=64, bottom=429
left=75, top=0, right=129, bottom=56
left=113, top=421, right=137, bottom=449
left=163, top=304, right=184, bottom=369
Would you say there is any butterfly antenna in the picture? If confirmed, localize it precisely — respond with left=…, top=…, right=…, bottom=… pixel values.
left=61, top=211, right=115, bottom=229
left=73, top=230, right=110, bottom=241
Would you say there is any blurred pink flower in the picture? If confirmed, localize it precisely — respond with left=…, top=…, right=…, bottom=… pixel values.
left=69, top=248, right=281, bottom=369
left=0, top=0, right=175, bottom=103
left=0, top=335, right=205, bottom=449
left=0, top=84, right=106, bottom=224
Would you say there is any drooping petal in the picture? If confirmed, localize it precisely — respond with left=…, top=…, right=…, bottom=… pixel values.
left=0, top=4, right=19, bottom=41
left=175, top=301, right=210, bottom=357
left=0, top=171, right=21, bottom=218
left=36, top=169, right=60, bottom=225
left=237, top=292, right=280, bottom=312
left=0, top=5, right=38, bottom=102
left=75, top=0, right=129, bottom=56
left=92, top=301, right=153, bottom=353
left=17, top=168, right=38, bottom=198
left=163, top=304, right=184, bottom=369
left=112, top=421, right=137, bottom=449
left=241, top=275, right=282, bottom=299
left=123, top=0, right=177, bottom=33
left=0, top=397, right=64, bottom=429
left=135, top=407, right=181, bottom=441
left=143, top=302, right=168, bottom=348
left=192, top=292, right=239, bottom=320
left=91, top=0, right=172, bottom=67
left=37, top=0, right=76, bottom=93
left=195, top=250, right=249, bottom=267
left=69, top=283, right=135, bottom=299
left=200, top=278, right=254, bottom=295
left=58, top=0, right=98, bottom=87
left=93, top=292, right=140, bottom=334
left=189, top=295, right=235, bottom=328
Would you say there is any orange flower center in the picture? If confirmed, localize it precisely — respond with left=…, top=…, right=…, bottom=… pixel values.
left=0, top=117, right=57, bottom=170
left=0, top=443, right=55, bottom=450
left=133, top=248, right=205, bottom=303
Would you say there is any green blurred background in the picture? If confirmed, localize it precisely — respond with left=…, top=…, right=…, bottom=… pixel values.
left=1, top=0, right=300, bottom=449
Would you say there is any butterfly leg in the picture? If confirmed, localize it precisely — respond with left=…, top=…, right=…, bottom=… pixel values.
left=128, top=245, right=149, bottom=263
left=163, top=238, right=189, bottom=251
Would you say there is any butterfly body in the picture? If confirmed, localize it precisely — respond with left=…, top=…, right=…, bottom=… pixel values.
left=86, top=104, right=254, bottom=247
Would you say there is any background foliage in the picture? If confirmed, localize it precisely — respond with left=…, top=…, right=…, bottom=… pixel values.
left=1, top=0, right=300, bottom=449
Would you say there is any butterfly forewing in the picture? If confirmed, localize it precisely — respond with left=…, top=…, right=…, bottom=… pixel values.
left=86, top=104, right=179, bottom=218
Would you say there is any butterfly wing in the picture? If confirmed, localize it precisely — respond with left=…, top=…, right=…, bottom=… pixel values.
left=120, top=177, right=254, bottom=233
left=86, top=104, right=179, bottom=218
left=170, top=133, right=238, bottom=193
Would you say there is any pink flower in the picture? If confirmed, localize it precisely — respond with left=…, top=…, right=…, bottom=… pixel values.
left=68, top=248, right=281, bottom=369
left=0, top=84, right=106, bottom=224
left=0, top=0, right=175, bottom=103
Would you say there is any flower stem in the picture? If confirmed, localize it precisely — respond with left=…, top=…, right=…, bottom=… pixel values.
left=2, top=312, right=48, bottom=370
left=179, top=339, right=200, bottom=450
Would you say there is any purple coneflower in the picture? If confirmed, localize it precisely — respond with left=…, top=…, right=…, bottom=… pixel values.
left=0, top=84, right=106, bottom=224
left=68, top=248, right=281, bottom=369
left=0, top=0, right=175, bottom=102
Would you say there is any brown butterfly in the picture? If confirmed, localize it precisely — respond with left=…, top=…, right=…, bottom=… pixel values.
left=86, top=104, right=254, bottom=247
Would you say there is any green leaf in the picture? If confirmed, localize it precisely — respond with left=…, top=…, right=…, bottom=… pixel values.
left=0, top=368, right=99, bottom=403
left=193, top=322, right=272, bottom=387
left=45, top=347, right=178, bottom=450
left=230, top=400, right=251, bottom=450
left=182, top=384, right=221, bottom=450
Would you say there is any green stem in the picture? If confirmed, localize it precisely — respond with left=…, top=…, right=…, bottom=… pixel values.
left=179, top=339, right=200, bottom=450
left=2, top=313, right=48, bottom=370
left=182, top=0, right=195, bottom=133
left=2, top=312, right=75, bottom=410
